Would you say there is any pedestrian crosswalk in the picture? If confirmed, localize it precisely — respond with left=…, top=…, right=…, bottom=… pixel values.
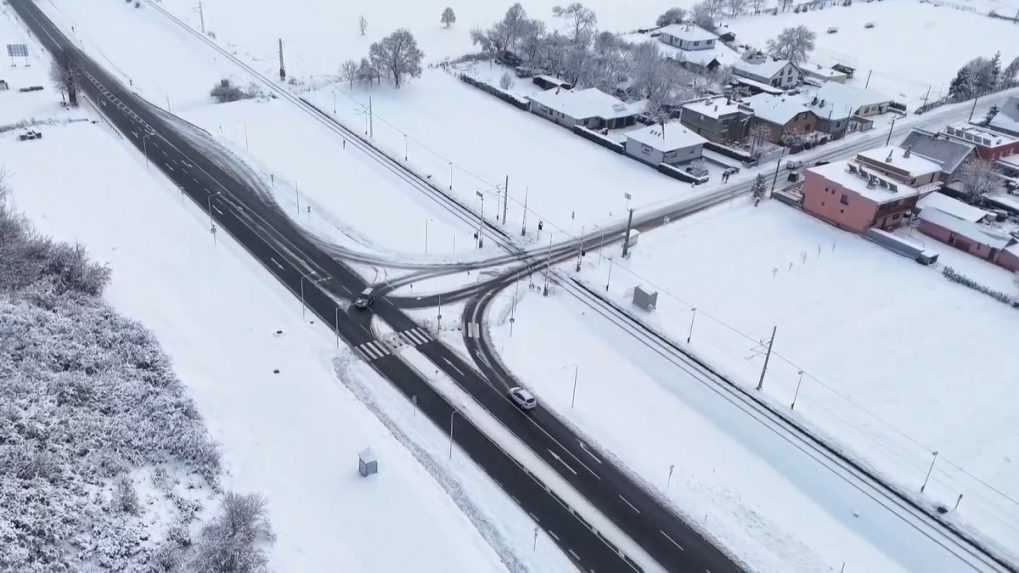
left=354, top=328, right=434, bottom=362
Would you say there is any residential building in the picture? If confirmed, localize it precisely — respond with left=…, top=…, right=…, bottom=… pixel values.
left=803, top=159, right=923, bottom=232
left=656, top=24, right=717, bottom=51
left=528, top=88, right=643, bottom=130
left=942, top=123, right=1019, bottom=161
left=988, top=95, right=1019, bottom=137
left=745, top=93, right=816, bottom=143
left=856, top=145, right=941, bottom=187
left=803, top=95, right=853, bottom=138
left=815, top=82, right=891, bottom=117
left=917, top=208, right=1018, bottom=269
left=732, top=59, right=801, bottom=90
left=899, top=129, right=975, bottom=181
left=917, top=192, right=990, bottom=223
left=624, top=123, right=707, bottom=166
left=679, top=97, right=753, bottom=143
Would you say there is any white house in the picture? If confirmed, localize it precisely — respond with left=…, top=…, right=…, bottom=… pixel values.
left=815, top=82, right=892, bottom=117
left=624, top=123, right=707, bottom=166
left=656, top=24, right=717, bottom=51
left=732, top=59, right=801, bottom=90
left=528, top=88, right=643, bottom=130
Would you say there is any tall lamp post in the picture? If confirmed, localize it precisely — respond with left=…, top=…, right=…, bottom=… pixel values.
left=475, top=191, right=485, bottom=249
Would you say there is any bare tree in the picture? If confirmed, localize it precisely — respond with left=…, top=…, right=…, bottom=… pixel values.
left=340, top=60, right=358, bottom=89
left=959, top=159, right=997, bottom=201
left=357, top=57, right=379, bottom=86
left=553, top=3, right=598, bottom=45
left=656, top=8, right=687, bottom=27
left=629, top=41, right=678, bottom=117
left=441, top=7, right=457, bottom=28
left=691, top=2, right=717, bottom=32
left=49, top=56, right=77, bottom=106
left=727, top=0, right=748, bottom=17
left=750, top=0, right=766, bottom=14
left=369, top=29, right=424, bottom=88
left=766, top=25, right=816, bottom=64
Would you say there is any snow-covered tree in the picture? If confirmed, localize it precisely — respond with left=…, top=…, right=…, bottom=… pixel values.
left=472, top=3, right=539, bottom=55
left=191, top=494, right=275, bottom=573
left=359, top=15, right=367, bottom=36
left=766, top=25, right=816, bottom=64
left=727, top=0, right=748, bottom=17
left=441, top=7, right=457, bottom=28
left=656, top=7, right=687, bottom=27
left=690, top=2, right=717, bottom=32
left=356, top=57, right=379, bottom=86
left=553, top=3, right=598, bottom=45
left=499, top=71, right=514, bottom=90
left=959, top=158, right=996, bottom=201
left=340, top=60, right=358, bottom=88
left=1003, top=55, right=1019, bottom=86
left=369, top=29, right=424, bottom=88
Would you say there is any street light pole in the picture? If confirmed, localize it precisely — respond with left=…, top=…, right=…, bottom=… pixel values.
left=424, top=218, right=430, bottom=254
left=605, top=257, right=613, bottom=291
left=448, top=408, right=459, bottom=459
left=790, top=370, right=804, bottom=410
left=770, top=148, right=787, bottom=194
left=667, top=464, right=675, bottom=489
left=571, top=365, right=578, bottom=408
left=334, top=306, right=340, bottom=348
left=920, top=451, right=939, bottom=493
left=476, top=191, right=485, bottom=249
left=687, top=307, right=697, bottom=344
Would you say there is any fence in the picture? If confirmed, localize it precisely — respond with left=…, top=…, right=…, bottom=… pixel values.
left=458, top=74, right=530, bottom=111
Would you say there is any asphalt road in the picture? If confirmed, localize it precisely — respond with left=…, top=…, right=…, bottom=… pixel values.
left=11, top=1, right=745, bottom=571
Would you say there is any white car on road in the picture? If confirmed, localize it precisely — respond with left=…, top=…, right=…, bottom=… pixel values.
left=509, top=387, right=537, bottom=411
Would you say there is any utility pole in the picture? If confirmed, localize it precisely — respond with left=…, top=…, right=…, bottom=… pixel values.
left=334, top=306, right=340, bottom=348
left=865, top=69, right=872, bottom=89
left=920, top=451, right=939, bottom=493
left=521, top=187, right=528, bottom=236
left=571, top=365, right=578, bottom=408
left=790, top=370, right=804, bottom=410
left=475, top=191, right=485, bottom=249
left=543, top=235, right=551, bottom=296
left=770, top=148, right=786, bottom=194
left=968, top=95, right=980, bottom=122
left=198, top=1, right=206, bottom=34
left=605, top=257, right=613, bottom=292
left=622, top=208, right=634, bottom=258
left=885, top=115, right=898, bottom=146
left=921, top=85, right=932, bottom=109
left=278, top=38, right=286, bottom=82
left=756, top=326, right=777, bottom=391
left=687, top=307, right=697, bottom=344
left=502, top=175, right=509, bottom=225
left=369, top=96, right=374, bottom=138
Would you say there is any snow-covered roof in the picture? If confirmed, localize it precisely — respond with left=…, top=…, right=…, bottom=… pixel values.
left=985, top=192, right=1019, bottom=214
left=745, top=93, right=811, bottom=125
left=529, top=88, right=643, bottom=121
left=900, top=129, right=974, bottom=175
left=733, top=59, right=794, bottom=80
left=799, top=62, right=849, bottom=81
left=988, top=96, right=1019, bottom=136
left=918, top=192, right=990, bottom=223
left=657, top=24, right=717, bottom=43
left=944, top=122, right=1018, bottom=149
left=808, top=159, right=922, bottom=204
left=625, top=122, right=707, bottom=152
left=815, top=82, right=890, bottom=114
left=678, top=42, right=741, bottom=67
left=919, top=208, right=1013, bottom=250
left=682, top=97, right=752, bottom=119
left=857, top=145, right=941, bottom=178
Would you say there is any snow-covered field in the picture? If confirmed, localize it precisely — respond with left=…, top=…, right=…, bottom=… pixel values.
left=0, top=92, right=565, bottom=573
left=728, top=1, right=1019, bottom=107
left=561, top=198, right=1019, bottom=561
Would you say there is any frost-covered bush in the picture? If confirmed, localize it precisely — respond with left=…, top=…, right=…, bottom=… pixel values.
left=192, top=494, right=275, bottom=573
left=0, top=182, right=233, bottom=572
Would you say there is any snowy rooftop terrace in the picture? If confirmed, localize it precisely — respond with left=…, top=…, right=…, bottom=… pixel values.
left=917, top=191, right=991, bottom=223
left=945, top=122, right=1019, bottom=148
left=857, top=145, right=942, bottom=179
left=808, top=159, right=926, bottom=204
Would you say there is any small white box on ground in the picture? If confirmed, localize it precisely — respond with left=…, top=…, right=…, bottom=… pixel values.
left=358, top=448, right=378, bottom=477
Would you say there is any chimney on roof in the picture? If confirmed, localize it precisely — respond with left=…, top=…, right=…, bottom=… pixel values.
left=819, top=99, right=825, bottom=108
left=811, top=96, right=818, bottom=105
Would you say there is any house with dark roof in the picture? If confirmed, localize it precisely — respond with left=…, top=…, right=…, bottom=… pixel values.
left=988, top=95, right=1019, bottom=137
left=744, top=93, right=816, bottom=143
left=900, top=129, right=975, bottom=181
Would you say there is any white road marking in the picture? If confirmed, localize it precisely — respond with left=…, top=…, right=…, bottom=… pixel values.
left=568, top=549, right=581, bottom=561
left=547, top=449, right=578, bottom=476
left=269, top=257, right=285, bottom=271
left=528, top=512, right=540, bottom=523
left=547, top=530, right=560, bottom=542
left=442, top=357, right=466, bottom=377
left=618, top=494, right=641, bottom=515
left=660, top=530, right=685, bottom=552
left=165, top=164, right=175, bottom=172
left=579, top=441, right=603, bottom=464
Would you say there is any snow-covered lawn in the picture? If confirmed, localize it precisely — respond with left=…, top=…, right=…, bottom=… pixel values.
left=564, top=198, right=1019, bottom=561
left=727, top=1, right=1019, bottom=107
left=0, top=114, right=557, bottom=571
